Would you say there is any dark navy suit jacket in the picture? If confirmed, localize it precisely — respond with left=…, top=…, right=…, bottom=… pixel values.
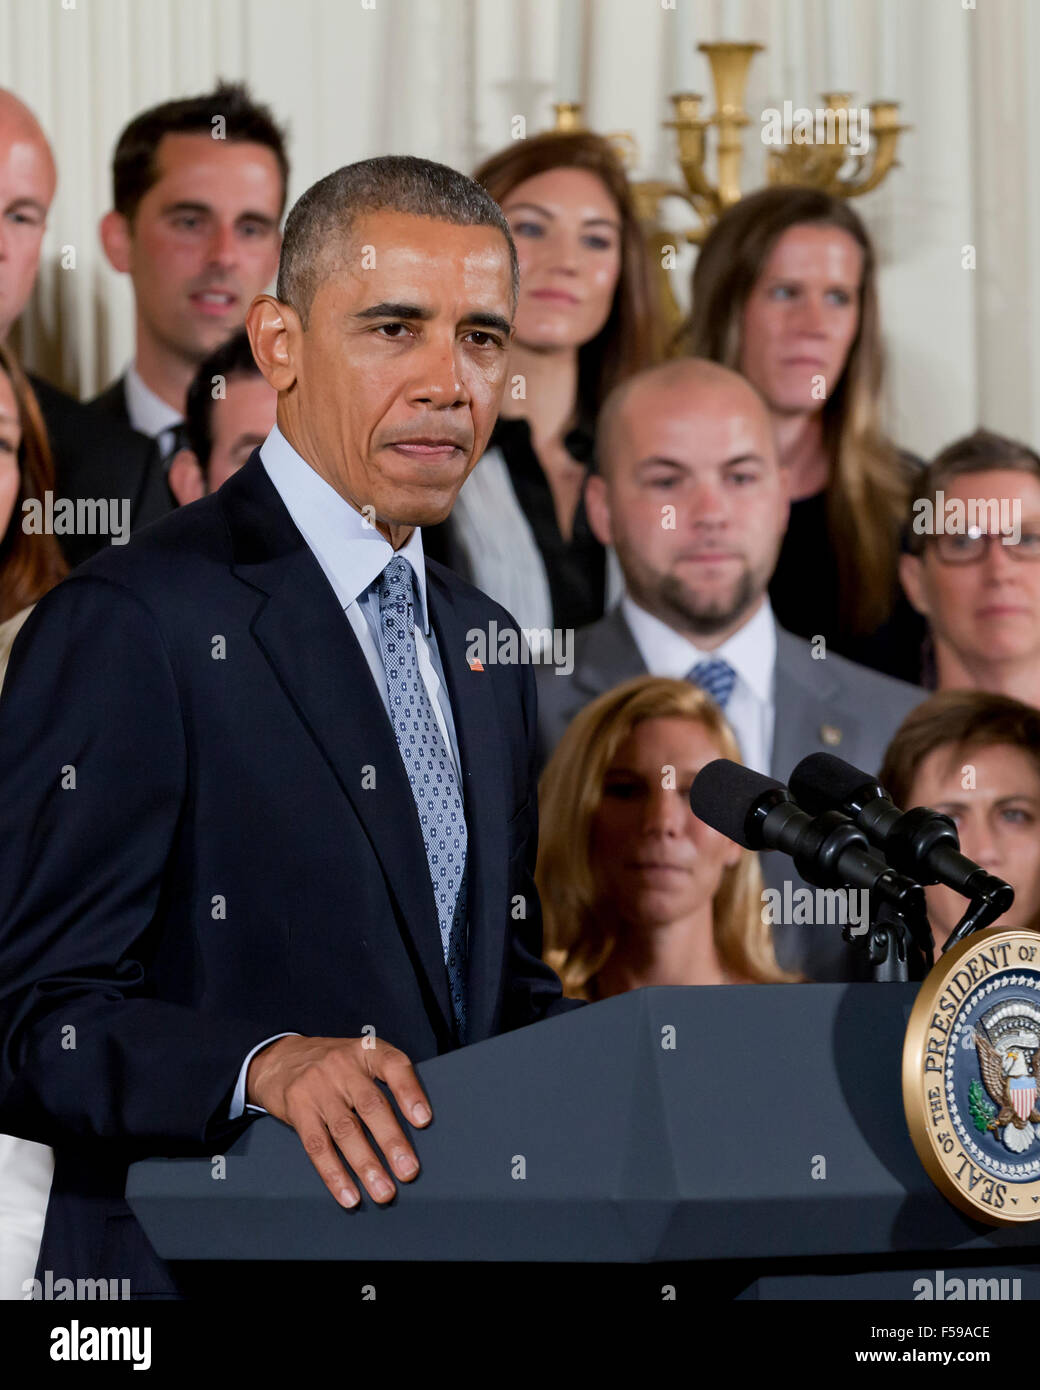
left=29, top=374, right=174, bottom=568
left=0, top=450, right=576, bottom=1295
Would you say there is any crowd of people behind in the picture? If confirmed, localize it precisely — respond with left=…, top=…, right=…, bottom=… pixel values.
left=2, top=77, right=1040, bottom=1294
left=3, top=79, right=1040, bottom=985
left=2, top=76, right=1040, bottom=984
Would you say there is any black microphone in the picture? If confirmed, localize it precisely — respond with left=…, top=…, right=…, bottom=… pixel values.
left=689, top=759, right=923, bottom=911
left=789, top=752, right=1014, bottom=915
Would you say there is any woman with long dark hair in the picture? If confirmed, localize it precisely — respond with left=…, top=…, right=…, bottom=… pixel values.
left=425, top=131, right=657, bottom=642
left=683, top=186, right=921, bottom=679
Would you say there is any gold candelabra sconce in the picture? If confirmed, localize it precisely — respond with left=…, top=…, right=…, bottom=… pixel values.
left=553, top=40, right=910, bottom=351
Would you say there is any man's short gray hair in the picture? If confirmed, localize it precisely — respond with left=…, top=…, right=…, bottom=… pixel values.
left=277, top=154, right=519, bottom=324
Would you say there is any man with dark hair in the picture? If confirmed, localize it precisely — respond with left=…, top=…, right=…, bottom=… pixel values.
left=110, top=81, right=289, bottom=226
left=167, top=329, right=275, bottom=503
left=275, top=155, right=519, bottom=319
left=900, top=428, right=1040, bottom=705
left=0, top=154, right=575, bottom=1297
left=89, top=81, right=288, bottom=521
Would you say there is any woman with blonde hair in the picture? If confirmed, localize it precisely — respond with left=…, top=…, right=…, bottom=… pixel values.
left=682, top=185, right=922, bottom=681
left=537, top=675, right=796, bottom=999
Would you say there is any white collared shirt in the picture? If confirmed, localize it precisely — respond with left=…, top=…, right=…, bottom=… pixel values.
left=124, top=366, right=184, bottom=459
left=259, top=423, right=460, bottom=774
left=621, top=593, right=777, bottom=774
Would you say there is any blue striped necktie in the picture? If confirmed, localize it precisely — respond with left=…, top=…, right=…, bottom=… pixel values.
left=376, top=555, right=468, bottom=1041
left=687, top=657, right=737, bottom=710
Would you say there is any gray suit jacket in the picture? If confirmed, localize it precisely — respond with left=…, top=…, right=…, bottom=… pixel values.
left=535, top=606, right=925, bottom=980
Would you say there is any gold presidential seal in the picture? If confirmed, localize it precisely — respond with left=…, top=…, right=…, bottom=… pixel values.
left=903, top=928, right=1040, bottom=1225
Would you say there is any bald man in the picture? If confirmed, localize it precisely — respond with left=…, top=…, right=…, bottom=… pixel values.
left=0, top=89, right=55, bottom=339
left=536, top=359, right=924, bottom=980
left=0, top=88, right=161, bottom=567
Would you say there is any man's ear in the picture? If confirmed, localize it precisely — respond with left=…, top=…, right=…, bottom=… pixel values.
left=168, top=448, right=206, bottom=506
left=247, top=294, right=298, bottom=393
left=584, top=473, right=613, bottom=547
left=898, top=552, right=931, bottom=618
left=100, top=210, right=131, bottom=274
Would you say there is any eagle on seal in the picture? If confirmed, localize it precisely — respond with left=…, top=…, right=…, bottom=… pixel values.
left=974, top=1029, right=1040, bottom=1153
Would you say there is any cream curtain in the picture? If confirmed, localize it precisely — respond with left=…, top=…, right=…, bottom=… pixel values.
left=1, top=0, right=1037, bottom=458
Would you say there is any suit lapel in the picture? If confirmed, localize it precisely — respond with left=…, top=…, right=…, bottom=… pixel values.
left=221, top=455, right=454, bottom=1040
left=425, top=568, right=510, bottom=1045
left=573, top=607, right=647, bottom=698
left=771, top=625, right=851, bottom=781
left=91, top=376, right=133, bottom=428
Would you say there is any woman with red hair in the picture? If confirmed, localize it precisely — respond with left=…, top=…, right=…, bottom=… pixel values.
left=0, top=339, right=66, bottom=1298
left=0, top=340, right=66, bottom=681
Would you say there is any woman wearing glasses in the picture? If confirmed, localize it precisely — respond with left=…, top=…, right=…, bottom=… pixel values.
left=899, top=429, right=1040, bottom=705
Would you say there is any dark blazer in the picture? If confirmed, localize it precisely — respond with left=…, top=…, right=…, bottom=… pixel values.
left=87, top=374, right=176, bottom=530
left=29, top=373, right=173, bottom=568
left=536, top=605, right=925, bottom=980
left=87, top=375, right=132, bottom=427
left=0, top=451, right=576, bottom=1296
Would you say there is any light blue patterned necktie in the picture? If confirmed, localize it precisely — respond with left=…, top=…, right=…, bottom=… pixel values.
left=687, top=657, right=737, bottom=711
left=377, top=555, right=468, bottom=1040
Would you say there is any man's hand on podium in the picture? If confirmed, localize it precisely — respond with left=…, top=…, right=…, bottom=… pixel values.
left=245, top=1036, right=432, bottom=1209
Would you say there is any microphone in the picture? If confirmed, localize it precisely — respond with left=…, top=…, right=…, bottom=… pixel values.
left=788, top=752, right=1014, bottom=916
left=689, top=759, right=923, bottom=912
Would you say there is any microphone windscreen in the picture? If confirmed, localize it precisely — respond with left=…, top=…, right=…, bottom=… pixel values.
left=689, top=759, right=788, bottom=848
left=790, top=752, right=877, bottom=816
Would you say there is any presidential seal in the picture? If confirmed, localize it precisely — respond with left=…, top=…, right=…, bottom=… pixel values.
left=903, top=928, right=1040, bottom=1225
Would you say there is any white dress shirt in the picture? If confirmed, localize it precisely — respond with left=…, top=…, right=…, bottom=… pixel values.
left=229, top=424, right=462, bottom=1118
left=259, top=424, right=460, bottom=770
left=0, top=1133, right=53, bottom=1299
left=124, top=366, right=185, bottom=460
left=621, top=593, right=777, bottom=775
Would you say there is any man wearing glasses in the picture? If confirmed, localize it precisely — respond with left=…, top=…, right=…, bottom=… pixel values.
left=900, top=428, right=1040, bottom=705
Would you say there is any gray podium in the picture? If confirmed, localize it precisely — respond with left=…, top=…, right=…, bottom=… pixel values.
left=126, top=984, right=1040, bottom=1277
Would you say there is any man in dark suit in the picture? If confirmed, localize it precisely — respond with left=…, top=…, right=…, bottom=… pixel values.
left=0, top=87, right=168, bottom=568
left=0, top=154, right=577, bottom=1298
left=87, top=82, right=288, bottom=533
left=536, top=358, right=924, bottom=980
left=27, top=375, right=167, bottom=566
